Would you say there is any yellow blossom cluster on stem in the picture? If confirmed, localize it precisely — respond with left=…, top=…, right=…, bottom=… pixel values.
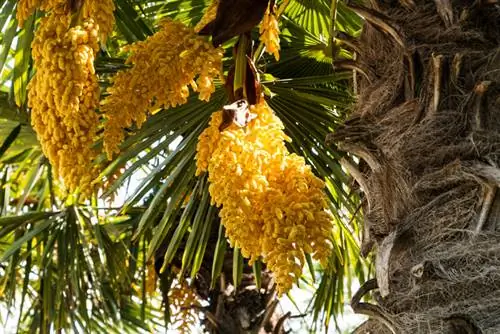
left=194, top=0, right=219, bottom=33
left=100, top=19, right=223, bottom=159
left=259, top=5, right=281, bottom=61
left=168, top=280, right=201, bottom=334
left=16, top=0, right=115, bottom=29
left=196, top=102, right=333, bottom=294
left=28, top=1, right=115, bottom=196
left=16, top=0, right=65, bottom=26
left=82, top=0, right=115, bottom=41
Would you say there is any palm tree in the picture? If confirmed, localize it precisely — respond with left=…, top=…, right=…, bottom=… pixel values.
left=328, top=1, right=500, bottom=333
left=0, top=0, right=368, bottom=333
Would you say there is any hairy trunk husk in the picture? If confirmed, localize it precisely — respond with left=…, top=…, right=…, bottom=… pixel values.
left=329, top=1, right=500, bottom=333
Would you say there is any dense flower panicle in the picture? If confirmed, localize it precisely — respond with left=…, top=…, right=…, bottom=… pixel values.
left=101, top=19, right=223, bottom=159
left=168, top=281, right=201, bottom=334
left=29, top=8, right=101, bottom=196
left=259, top=6, right=280, bottom=61
left=28, top=1, right=114, bottom=196
left=194, top=0, right=219, bottom=33
left=17, top=0, right=115, bottom=34
left=81, top=0, right=115, bottom=41
left=16, top=0, right=64, bottom=26
left=196, top=102, right=333, bottom=294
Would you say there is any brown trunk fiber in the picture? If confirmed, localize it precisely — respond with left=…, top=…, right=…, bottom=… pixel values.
left=329, top=1, right=500, bottom=333
left=157, top=230, right=284, bottom=334
left=199, top=257, right=285, bottom=334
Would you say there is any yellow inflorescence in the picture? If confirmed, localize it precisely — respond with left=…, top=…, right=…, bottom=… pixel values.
left=16, top=0, right=41, bottom=26
left=196, top=102, right=333, bottom=294
left=28, top=2, right=115, bottom=196
left=82, top=0, right=115, bottom=41
left=168, top=281, right=201, bottom=334
left=194, top=0, right=219, bottom=33
left=101, top=19, right=223, bottom=159
left=259, top=6, right=280, bottom=61
left=16, top=0, right=64, bottom=27
left=16, top=0, right=115, bottom=30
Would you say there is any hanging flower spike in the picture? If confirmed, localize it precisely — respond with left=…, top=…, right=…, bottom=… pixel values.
left=101, top=19, right=223, bottom=159
left=259, top=3, right=281, bottom=61
left=28, top=1, right=115, bottom=197
left=195, top=102, right=333, bottom=294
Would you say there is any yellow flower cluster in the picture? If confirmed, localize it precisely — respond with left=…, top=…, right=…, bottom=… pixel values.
left=101, top=19, right=223, bottom=159
left=82, top=0, right=115, bottom=41
left=168, top=281, right=201, bottom=334
left=29, top=9, right=100, bottom=196
left=16, top=0, right=115, bottom=29
left=259, top=6, right=280, bottom=61
left=196, top=102, right=333, bottom=294
left=28, top=2, right=115, bottom=196
left=16, top=0, right=64, bottom=26
left=194, top=0, right=219, bottom=33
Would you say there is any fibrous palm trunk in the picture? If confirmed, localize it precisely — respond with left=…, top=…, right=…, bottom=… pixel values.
left=329, top=1, right=500, bottom=333
left=156, top=229, right=286, bottom=334
left=195, top=251, right=286, bottom=334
